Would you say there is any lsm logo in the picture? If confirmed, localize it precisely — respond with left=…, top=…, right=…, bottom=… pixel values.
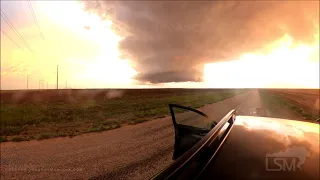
left=265, top=146, right=311, bottom=171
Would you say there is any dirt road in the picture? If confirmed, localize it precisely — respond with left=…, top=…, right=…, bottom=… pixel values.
left=0, top=90, right=304, bottom=180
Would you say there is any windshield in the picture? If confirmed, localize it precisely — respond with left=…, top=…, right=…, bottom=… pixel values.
left=0, top=1, right=319, bottom=180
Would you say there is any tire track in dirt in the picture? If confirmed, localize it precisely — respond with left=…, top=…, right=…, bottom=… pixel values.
left=90, top=145, right=173, bottom=180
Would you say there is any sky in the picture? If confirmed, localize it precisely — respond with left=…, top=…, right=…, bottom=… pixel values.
left=1, top=1, right=319, bottom=90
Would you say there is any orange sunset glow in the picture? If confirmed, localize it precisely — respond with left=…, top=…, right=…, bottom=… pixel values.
left=1, top=1, right=319, bottom=89
left=204, top=33, right=320, bottom=88
left=1, top=1, right=137, bottom=90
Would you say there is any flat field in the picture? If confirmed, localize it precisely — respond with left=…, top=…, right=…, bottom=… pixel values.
left=0, top=88, right=248, bottom=142
left=263, top=89, right=319, bottom=120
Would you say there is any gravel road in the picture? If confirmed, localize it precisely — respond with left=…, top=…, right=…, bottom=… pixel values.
left=0, top=90, right=303, bottom=180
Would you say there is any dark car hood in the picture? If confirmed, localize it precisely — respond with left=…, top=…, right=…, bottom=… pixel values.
left=200, top=115, right=319, bottom=180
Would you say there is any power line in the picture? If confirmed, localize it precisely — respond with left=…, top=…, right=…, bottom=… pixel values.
left=27, top=0, right=45, bottom=40
left=1, top=10, right=35, bottom=54
left=0, top=28, right=25, bottom=51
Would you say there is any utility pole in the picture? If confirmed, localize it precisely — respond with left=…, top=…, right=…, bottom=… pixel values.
left=56, top=65, right=59, bottom=89
left=39, top=80, right=45, bottom=89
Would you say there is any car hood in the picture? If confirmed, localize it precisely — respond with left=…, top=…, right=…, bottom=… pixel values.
left=199, top=115, right=319, bottom=180
left=234, top=115, right=319, bottom=153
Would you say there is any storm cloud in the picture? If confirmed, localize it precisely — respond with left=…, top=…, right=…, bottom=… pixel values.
left=83, top=1, right=319, bottom=83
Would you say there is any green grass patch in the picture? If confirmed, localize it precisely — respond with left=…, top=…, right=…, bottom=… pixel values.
left=0, top=136, right=8, bottom=142
left=259, top=90, right=318, bottom=121
left=36, top=133, right=56, bottom=140
left=128, top=119, right=148, bottom=125
left=11, top=136, right=30, bottom=142
left=0, top=126, right=22, bottom=135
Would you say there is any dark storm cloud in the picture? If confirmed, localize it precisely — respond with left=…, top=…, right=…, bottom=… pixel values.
left=135, top=70, right=203, bottom=83
left=83, top=1, right=319, bottom=83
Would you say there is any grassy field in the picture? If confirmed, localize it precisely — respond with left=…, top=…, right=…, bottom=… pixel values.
left=259, top=89, right=319, bottom=121
left=269, top=89, right=319, bottom=118
left=0, top=89, right=248, bottom=142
